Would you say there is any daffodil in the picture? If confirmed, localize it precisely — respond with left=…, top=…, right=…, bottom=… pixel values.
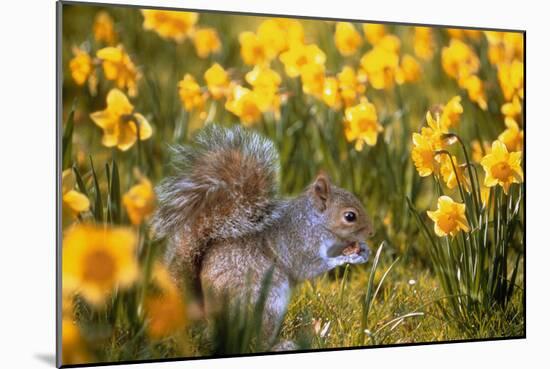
left=498, top=60, right=524, bottom=101
left=377, top=34, right=401, bottom=53
left=69, top=47, right=93, bottom=86
left=344, top=99, right=383, bottom=150
left=441, top=39, right=480, bottom=81
left=192, top=28, right=221, bottom=58
left=501, top=95, right=522, bottom=119
left=439, top=154, right=470, bottom=192
left=362, top=23, right=386, bottom=44
left=62, top=169, right=90, bottom=218
left=279, top=43, right=326, bottom=78
left=257, top=19, right=304, bottom=57
left=498, top=117, right=524, bottom=152
left=62, top=224, right=139, bottom=306
left=300, top=62, right=325, bottom=98
left=411, top=112, right=447, bottom=177
left=427, top=196, right=470, bottom=237
left=178, top=74, right=205, bottom=112
left=480, top=140, right=523, bottom=194
left=396, top=54, right=421, bottom=84
left=360, top=44, right=400, bottom=90
left=322, top=77, right=341, bottom=110
left=93, top=11, right=117, bottom=45
left=96, top=45, right=140, bottom=97
left=471, top=140, right=491, bottom=163
left=459, top=74, right=487, bottom=110
left=225, top=85, right=263, bottom=126
left=484, top=31, right=524, bottom=66
left=334, top=22, right=362, bottom=56
left=440, top=96, right=463, bottom=129
left=239, top=31, right=269, bottom=66
left=446, top=29, right=481, bottom=41
left=338, top=66, right=366, bottom=107
left=90, top=89, right=152, bottom=151
left=245, top=65, right=281, bottom=114
left=414, top=27, right=435, bottom=61
left=123, top=177, right=155, bottom=225
left=141, top=10, right=198, bottom=42
left=204, top=63, right=230, bottom=99
left=144, top=263, right=187, bottom=340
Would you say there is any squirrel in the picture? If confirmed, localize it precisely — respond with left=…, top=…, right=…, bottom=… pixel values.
left=151, top=124, right=373, bottom=350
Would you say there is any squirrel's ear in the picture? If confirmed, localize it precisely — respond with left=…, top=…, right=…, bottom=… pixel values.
left=311, top=172, right=331, bottom=211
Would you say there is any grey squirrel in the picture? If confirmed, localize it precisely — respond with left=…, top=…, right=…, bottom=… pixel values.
left=151, top=124, right=373, bottom=349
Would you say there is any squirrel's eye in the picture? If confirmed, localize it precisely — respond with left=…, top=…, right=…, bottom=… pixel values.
left=344, top=211, right=356, bottom=223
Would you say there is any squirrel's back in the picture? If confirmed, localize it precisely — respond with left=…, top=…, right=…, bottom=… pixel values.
left=151, top=124, right=281, bottom=289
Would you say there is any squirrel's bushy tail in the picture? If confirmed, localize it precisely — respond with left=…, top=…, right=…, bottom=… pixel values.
left=151, top=124, right=280, bottom=289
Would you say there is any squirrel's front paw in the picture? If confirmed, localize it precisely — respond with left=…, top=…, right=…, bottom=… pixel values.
left=345, top=241, right=370, bottom=264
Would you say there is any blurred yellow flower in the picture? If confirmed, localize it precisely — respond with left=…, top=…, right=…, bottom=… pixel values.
left=62, top=169, right=90, bottom=217
left=63, top=224, right=139, bottom=306
left=414, top=27, right=435, bottom=61
left=245, top=65, right=281, bottom=114
left=141, top=10, right=198, bottom=42
left=93, top=11, right=117, bottom=45
left=301, top=62, right=326, bottom=98
left=459, top=74, right=487, bottom=110
left=441, top=39, right=480, bottom=81
left=280, top=43, right=326, bottom=78
left=334, top=22, right=362, bottom=56
left=485, top=31, right=523, bottom=66
left=362, top=23, right=386, bottom=44
left=322, top=77, right=341, bottom=110
left=96, top=45, right=140, bottom=97
left=344, top=99, right=383, bottom=150
left=440, top=96, right=463, bottom=129
left=447, top=29, right=481, bottom=41
left=411, top=112, right=448, bottom=177
left=69, top=47, right=93, bottom=86
left=144, top=263, right=187, bottom=340
left=178, top=74, right=205, bottom=112
left=498, top=117, right=524, bottom=152
left=498, top=60, right=524, bottom=101
left=192, top=28, right=221, bottom=58
left=427, top=196, right=470, bottom=237
left=225, top=85, right=263, bottom=126
left=257, top=19, right=304, bottom=57
left=396, top=54, right=421, bottom=84
left=338, top=66, right=366, bottom=107
left=239, top=31, right=270, bottom=66
left=378, top=34, right=401, bottom=53
left=360, top=45, right=399, bottom=90
left=471, top=139, right=491, bottom=163
left=439, top=154, right=470, bottom=192
left=501, top=95, right=522, bottom=119
left=90, top=88, right=152, bottom=151
left=481, top=140, right=523, bottom=194
left=62, top=318, right=90, bottom=365
left=204, top=63, right=230, bottom=99
left=123, top=177, right=155, bottom=225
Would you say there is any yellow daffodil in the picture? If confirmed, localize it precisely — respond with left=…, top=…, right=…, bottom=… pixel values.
left=396, top=54, right=421, bottom=84
left=192, top=28, right=221, bottom=58
left=62, top=224, right=139, bottom=306
left=360, top=45, right=400, bottom=90
left=322, top=77, right=341, bottom=110
left=178, top=74, right=205, bottom=112
left=279, top=43, right=326, bottom=78
left=498, top=60, right=524, bottom=101
left=123, top=177, right=155, bottom=225
left=362, top=23, right=386, bottom=44
left=204, top=63, right=230, bottom=99
left=459, top=74, right=487, bottom=110
left=480, top=185, right=491, bottom=208
left=471, top=139, right=491, bottom=163
left=257, top=19, right=304, bottom=57
left=480, top=140, right=523, bottom=194
left=447, top=29, right=481, bottom=41
left=239, top=31, right=270, bottom=66
left=62, top=318, right=90, bottom=365
left=225, top=85, right=263, bottom=126
left=90, top=89, right=152, bottom=151
left=69, top=47, right=93, bottom=86
left=338, top=66, right=366, bottom=107
left=141, top=10, right=198, bottom=42
left=441, top=39, right=480, bottom=81
left=501, top=95, right=522, bottom=119
left=484, top=31, right=523, bottom=66
left=498, top=117, right=524, bottom=152
left=93, top=11, right=117, bottom=45
left=245, top=65, right=281, bottom=114
left=334, top=22, right=362, bottom=56
left=144, top=263, right=187, bottom=340
left=300, top=62, right=325, bottom=98
left=96, top=45, right=140, bottom=97
left=62, top=169, right=90, bottom=218
left=427, top=196, right=470, bottom=237
left=378, top=34, right=401, bottom=53
left=414, top=27, right=435, bottom=61
left=344, top=99, right=383, bottom=150
left=411, top=112, right=448, bottom=177
left=439, top=154, right=470, bottom=192
left=440, top=96, right=463, bottom=129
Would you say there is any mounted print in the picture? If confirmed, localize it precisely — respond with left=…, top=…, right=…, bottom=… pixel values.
left=57, top=1, right=525, bottom=367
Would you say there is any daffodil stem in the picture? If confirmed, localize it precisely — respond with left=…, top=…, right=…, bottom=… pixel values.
left=455, top=135, right=481, bottom=219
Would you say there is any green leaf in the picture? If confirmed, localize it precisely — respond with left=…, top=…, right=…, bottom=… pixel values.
left=89, top=156, right=103, bottom=222
left=62, top=101, right=76, bottom=170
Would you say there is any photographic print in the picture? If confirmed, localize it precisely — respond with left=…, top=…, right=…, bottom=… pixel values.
left=57, top=1, right=525, bottom=367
